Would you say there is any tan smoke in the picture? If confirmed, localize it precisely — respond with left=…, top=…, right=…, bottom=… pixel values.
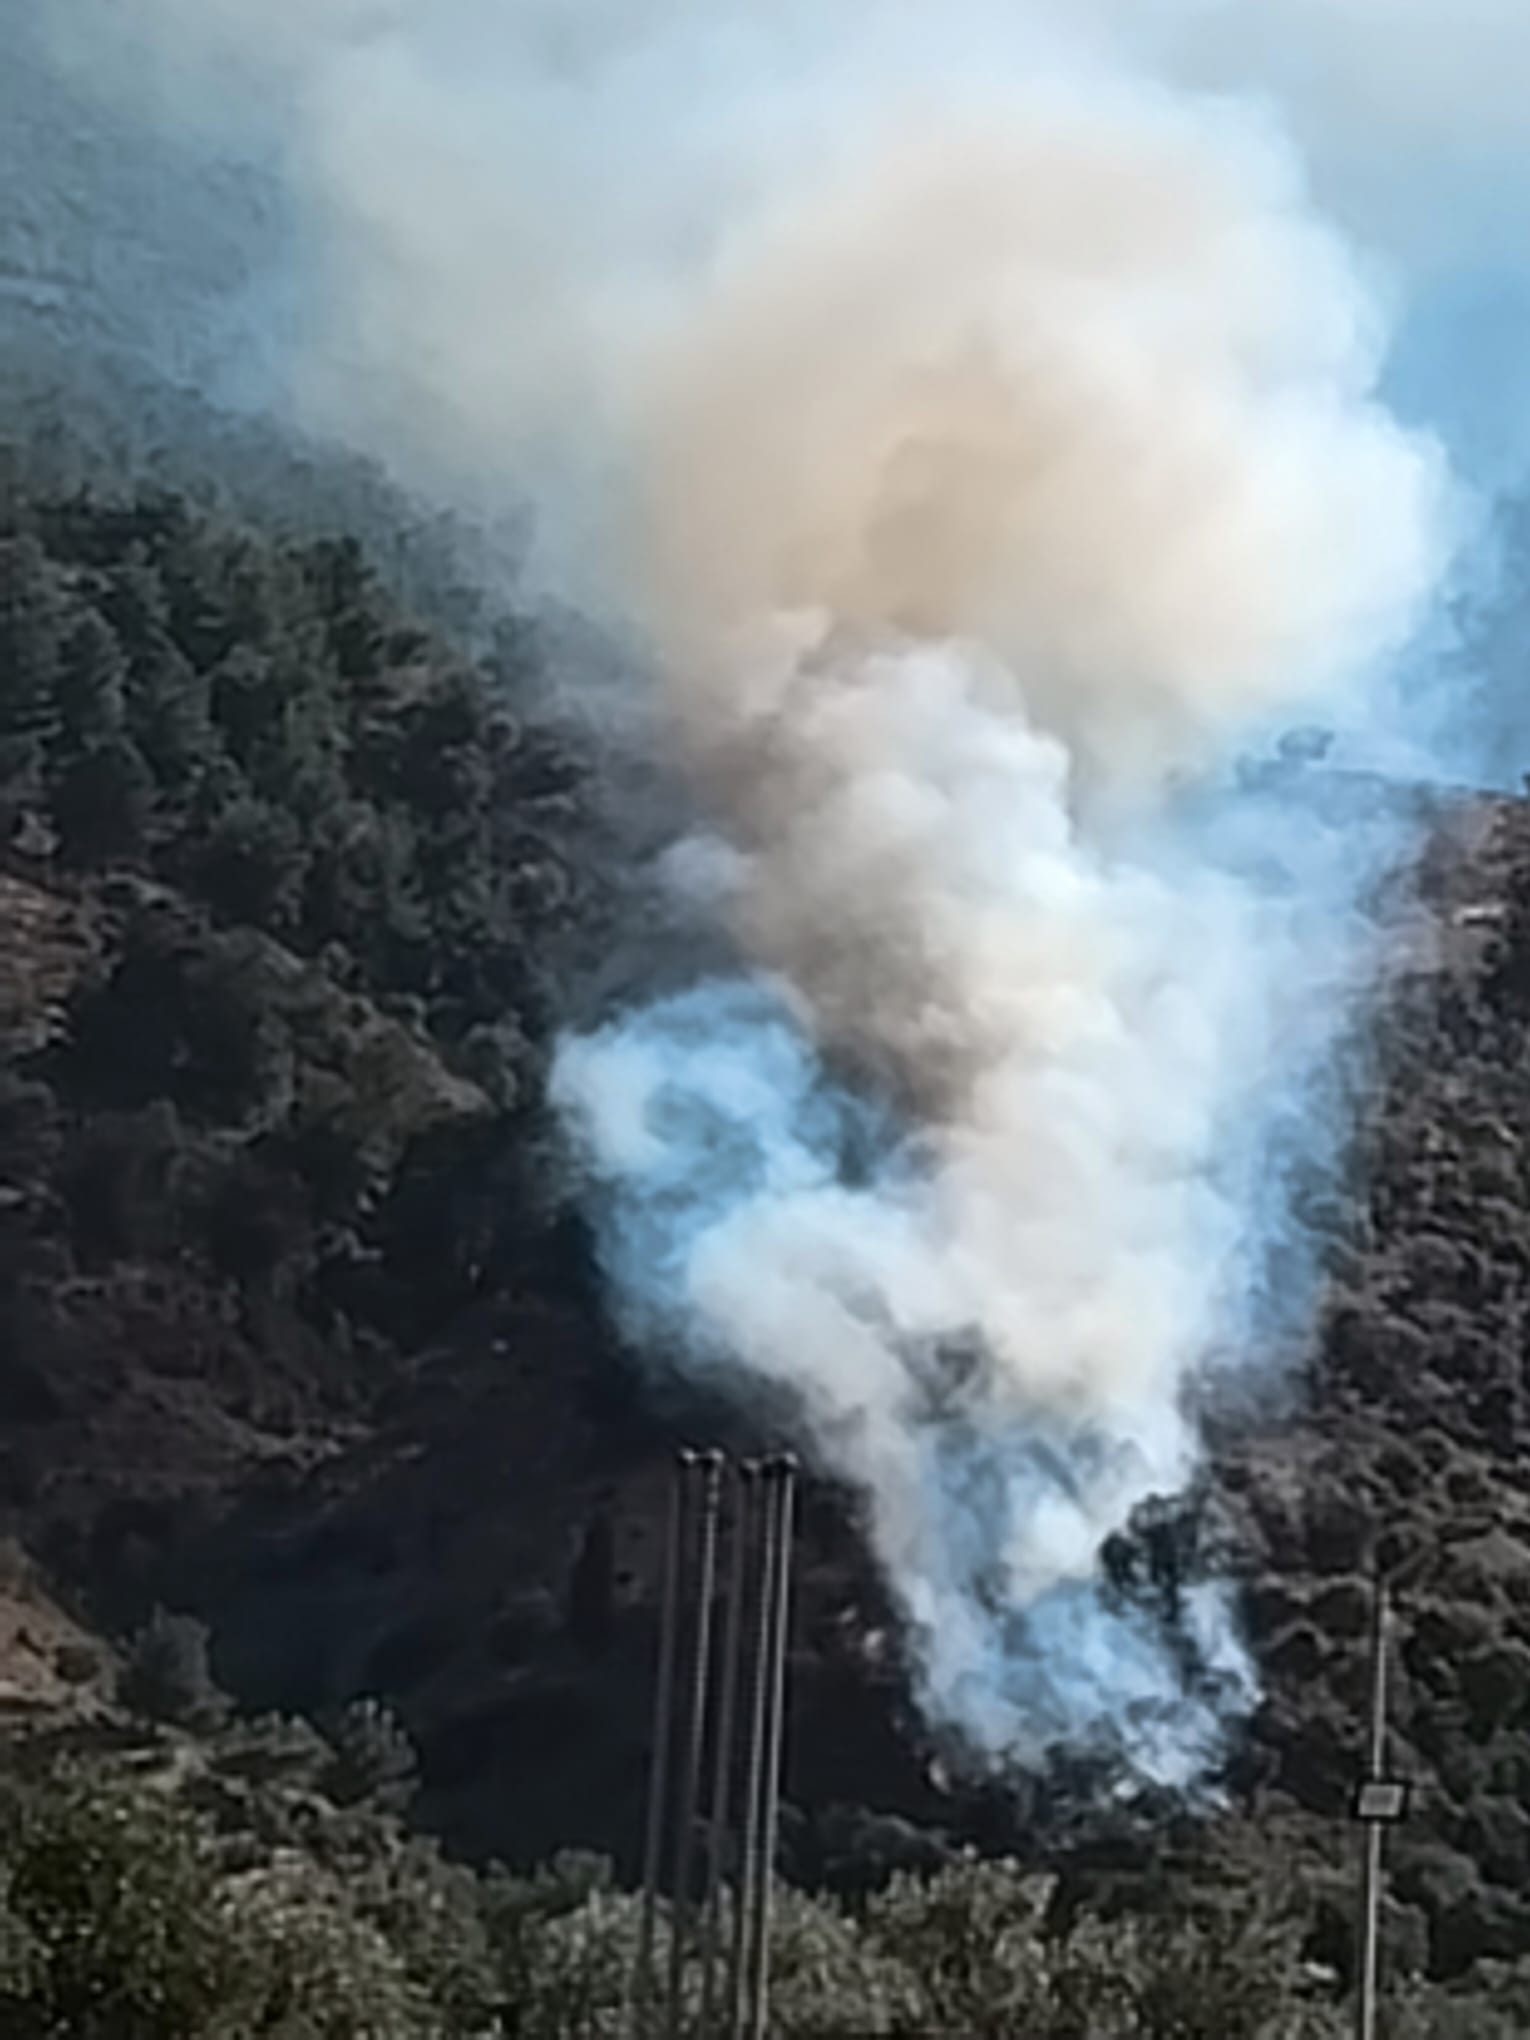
left=634, top=104, right=1441, bottom=1117
left=547, top=98, right=1454, bottom=1744
left=51, top=0, right=1461, bottom=1766
left=642, top=107, right=1436, bottom=784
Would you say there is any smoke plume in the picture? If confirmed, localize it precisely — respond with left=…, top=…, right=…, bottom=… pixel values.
left=34, top=0, right=1472, bottom=1779
left=555, top=97, right=1444, bottom=1777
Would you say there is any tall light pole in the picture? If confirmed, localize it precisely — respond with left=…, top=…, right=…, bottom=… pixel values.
left=630, top=1453, right=693, bottom=2039
left=699, top=1462, right=756, bottom=2036
left=666, top=1449, right=724, bottom=2038
left=745, top=1454, right=797, bottom=2040
left=630, top=1450, right=798, bottom=2040
left=726, top=1459, right=782, bottom=2040
left=1353, top=1569, right=1409, bottom=2040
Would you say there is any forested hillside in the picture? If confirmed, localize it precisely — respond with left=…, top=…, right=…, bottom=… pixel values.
left=5, top=430, right=1530, bottom=2029
left=0, top=462, right=596, bottom=1461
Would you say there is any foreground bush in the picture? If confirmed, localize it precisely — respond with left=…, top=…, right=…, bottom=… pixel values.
left=4, top=1742, right=1530, bottom=2036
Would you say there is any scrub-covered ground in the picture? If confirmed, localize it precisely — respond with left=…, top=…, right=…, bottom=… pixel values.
left=4, top=398, right=1530, bottom=2028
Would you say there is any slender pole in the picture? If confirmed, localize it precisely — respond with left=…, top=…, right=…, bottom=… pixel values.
left=1356, top=1571, right=1390, bottom=2040
left=746, top=1456, right=797, bottom=2040
left=630, top=1453, right=693, bottom=2040
left=666, top=1450, right=724, bottom=2037
left=726, top=1462, right=778, bottom=2040
left=699, top=1462, right=757, bottom=2038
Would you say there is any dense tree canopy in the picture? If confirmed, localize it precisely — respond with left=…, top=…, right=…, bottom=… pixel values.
left=0, top=474, right=601, bottom=1456
left=7, top=423, right=1530, bottom=2030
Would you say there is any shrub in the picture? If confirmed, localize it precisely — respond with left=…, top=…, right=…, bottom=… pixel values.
left=117, top=1609, right=225, bottom=1730
left=321, top=1696, right=420, bottom=1812
left=0, top=1769, right=245, bottom=2037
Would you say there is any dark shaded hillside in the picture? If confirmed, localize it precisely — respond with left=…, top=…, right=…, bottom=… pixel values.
left=1213, top=788, right=1530, bottom=1981
left=0, top=469, right=603, bottom=1590
left=11, top=452, right=1530, bottom=2015
left=0, top=462, right=941, bottom=1883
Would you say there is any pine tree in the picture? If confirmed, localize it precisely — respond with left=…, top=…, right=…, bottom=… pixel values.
left=194, top=794, right=307, bottom=930
left=105, top=550, right=217, bottom=791
left=118, top=1607, right=226, bottom=1728
left=0, top=536, right=63, bottom=746
left=49, top=736, right=154, bottom=865
left=53, top=611, right=127, bottom=747
left=322, top=1697, right=420, bottom=1812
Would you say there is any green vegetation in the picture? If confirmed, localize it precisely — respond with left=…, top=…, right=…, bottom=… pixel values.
left=118, top=1609, right=224, bottom=1730
left=0, top=1707, right=1527, bottom=2036
left=7, top=424, right=1530, bottom=2029
left=0, top=469, right=597, bottom=1469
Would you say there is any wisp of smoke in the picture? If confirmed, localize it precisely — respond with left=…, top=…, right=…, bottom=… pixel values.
left=45, top=0, right=1464, bottom=1782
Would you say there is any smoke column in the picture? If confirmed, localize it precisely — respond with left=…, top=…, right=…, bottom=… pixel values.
left=39, top=0, right=1466, bottom=1779
left=554, top=100, right=1445, bottom=1779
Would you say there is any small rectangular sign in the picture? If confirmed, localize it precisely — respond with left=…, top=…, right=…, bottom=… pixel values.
left=1353, top=1780, right=1411, bottom=1823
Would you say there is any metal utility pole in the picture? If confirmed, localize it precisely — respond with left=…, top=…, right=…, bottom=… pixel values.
left=630, top=1449, right=798, bottom=2040
left=665, top=1449, right=724, bottom=2037
left=698, top=1461, right=757, bottom=2036
left=745, top=1455, right=797, bottom=2040
left=1353, top=1570, right=1408, bottom=2040
left=630, top=1452, right=693, bottom=2038
left=725, top=1461, right=780, bottom=2040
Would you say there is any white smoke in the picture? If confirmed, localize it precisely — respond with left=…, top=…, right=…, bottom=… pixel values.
left=551, top=94, right=1445, bottom=1777
left=39, top=0, right=1469, bottom=1778
left=40, top=0, right=1530, bottom=489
